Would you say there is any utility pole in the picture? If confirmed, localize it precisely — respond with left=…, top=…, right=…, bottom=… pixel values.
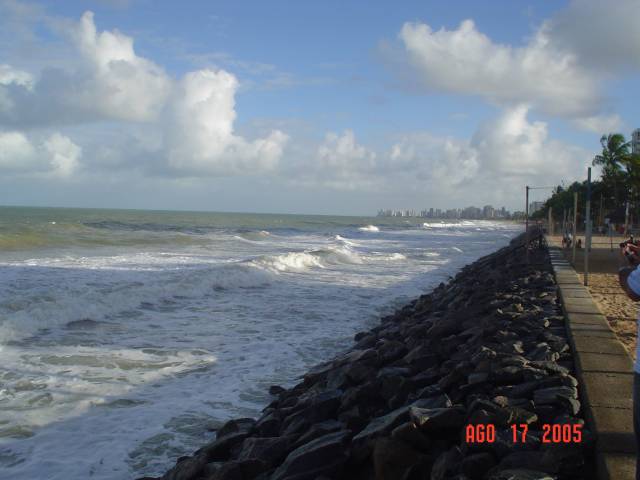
left=525, top=186, right=530, bottom=262
left=625, top=200, right=630, bottom=236
left=572, top=192, right=578, bottom=264
left=548, top=207, right=553, bottom=236
left=599, top=193, right=604, bottom=227
left=584, top=168, right=592, bottom=286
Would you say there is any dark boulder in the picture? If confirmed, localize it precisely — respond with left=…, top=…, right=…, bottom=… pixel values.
left=270, top=430, right=351, bottom=480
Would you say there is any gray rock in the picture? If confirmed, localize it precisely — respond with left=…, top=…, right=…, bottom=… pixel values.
left=352, top=405, right=411, bottom=445
left=237, top=436, right=292, bottom=468
left=208, top=459, right=268, bottom=480
left=216, top=418, right=256, bottom=439
left=271, top=430, right=351, bottom=480
left=409, top=406, right=466, bottom=432
left=468, top=372, right=489, bottom=385
left=533, top=386, right=578, bottom=407
left=431, top=446, right=462, bottom=480
left=372, top=437, right=427, bottom=480
left=344, top=362, right=375, bottom=384
left=293, top=420, right=343, bottom=449
left=391, top=422, right=431, bottom=451
left=254, top=412, right=281, bottom=437
left=461, top=452, right=496, bottom=480
left=269, top=385, right=286, bottom=395
left=486, top=468, right=555, bottom=480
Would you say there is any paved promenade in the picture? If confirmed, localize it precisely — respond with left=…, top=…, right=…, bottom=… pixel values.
left=547, top=245, right=636, bottom=479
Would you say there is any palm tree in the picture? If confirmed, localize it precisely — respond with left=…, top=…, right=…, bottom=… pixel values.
left=592, top=133, right=631, bottom=206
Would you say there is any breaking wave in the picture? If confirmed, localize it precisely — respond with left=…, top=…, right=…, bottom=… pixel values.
left=0, top=263, right=273, bottom=344
left=251, top=245, right=363, bottom=273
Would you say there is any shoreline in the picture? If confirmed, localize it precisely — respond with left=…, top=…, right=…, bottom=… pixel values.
left=148, top=232, right=592, bottom=480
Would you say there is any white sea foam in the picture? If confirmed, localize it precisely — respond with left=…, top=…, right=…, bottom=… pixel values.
left=251, top=251, right=325, bottom=272
left=0, top=215, right=522, bottom=480
left=0, top=261, right=273, bottom=343
left=423, top=222, right=458, bottom=228
left=250, top=244, right=363, bottom=273
left=358, top=225, right=379, bottom=232
left=335, top=235, right=359, bottom=246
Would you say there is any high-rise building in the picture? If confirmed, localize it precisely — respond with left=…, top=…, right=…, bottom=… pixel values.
left=529, top=201, right=544, bottom=214
left=632, top=128, right=640, bottom=155
left=483, top=205, right=495, bottom=219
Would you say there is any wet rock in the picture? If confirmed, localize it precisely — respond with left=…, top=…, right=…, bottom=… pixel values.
left=533, top=386, right=580, bottom=415
left=271, top=430, right=351, bottom=480
left=207, top=459, right=268, bottom=479
left=338, top=405, right=368, bottom=431
left=409, top=406, right=466, bottom=432
left=495, top=452, right=547, bottom=472
left=352, top=405, right=411, bottom=447
left=372, top=437, right=427, bottom=480
left=293, top=420, right=344, bottom=449
left=237, top=436, right=292, bottom=468
left=344, top=362, right=375, bottom=384
left=161, top=453, right=208, bottom=480
left=431, top=446, right=463, bottom=480
left=486, top=469, right=555, bottom=480
left=269, top=385, right=286, bottom=396
left=216, top=418, right=256, bottom=439
left=391, top=422, right=431, bottom=452
left=254, top=412, right=281, bottom=437
left=461, top=452, right=496, bottom=480
left=376, top=340, right=408, bottom=365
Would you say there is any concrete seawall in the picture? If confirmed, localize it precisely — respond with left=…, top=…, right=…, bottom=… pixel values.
left=547, top=245, right=636, bottom=479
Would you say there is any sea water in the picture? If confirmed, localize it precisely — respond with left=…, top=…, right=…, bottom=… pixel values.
left=0, top=206, right=521, bottom=479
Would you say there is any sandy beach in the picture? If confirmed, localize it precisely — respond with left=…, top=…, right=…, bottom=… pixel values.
left=548, top=234, right=639, bottom=360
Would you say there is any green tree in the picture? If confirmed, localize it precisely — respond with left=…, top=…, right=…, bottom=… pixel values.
left=592, top=133, right=631, bottom=205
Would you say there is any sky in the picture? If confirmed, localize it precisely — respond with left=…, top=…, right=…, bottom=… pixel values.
left=0, top=0, right=638, bottom=215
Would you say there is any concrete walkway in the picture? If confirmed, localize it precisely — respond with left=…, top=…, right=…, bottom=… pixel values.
left=548, top=246, right=636, bottom=479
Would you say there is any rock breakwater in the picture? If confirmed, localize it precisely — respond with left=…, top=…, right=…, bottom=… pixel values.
left=148, top=233, right=591, bottom=480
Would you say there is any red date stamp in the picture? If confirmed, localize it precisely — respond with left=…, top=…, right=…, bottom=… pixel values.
left=465, top=423, right=583, bottom=444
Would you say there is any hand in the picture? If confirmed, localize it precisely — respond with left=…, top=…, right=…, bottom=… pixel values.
left=623, top=245, right=640, bottom=265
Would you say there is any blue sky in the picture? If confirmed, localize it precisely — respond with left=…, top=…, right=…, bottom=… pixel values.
left=0, top=0, right=638, bottom=214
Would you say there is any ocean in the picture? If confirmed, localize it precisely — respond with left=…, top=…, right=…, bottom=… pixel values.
left=0, top=206, right=521, bottom=479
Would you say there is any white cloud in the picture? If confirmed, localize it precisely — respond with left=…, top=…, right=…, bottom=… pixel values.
left=69, top=11, right=171, bottom=121
left=0, top=130, right=37, bottom=171
left=0, top=11, right=171, bottom=126
left=289, top=106, right=586, bottom=201
left=0, top=12, right=288, bottom=178
left=471, top=105, right=587, bottom=180
left=544, top=0, right=640, bottom=71
left=0, top=63, right=33, bottom=87
left=571, top=114, right=624, bottom=134
left=45, top=132, right=81, bottom=177
left=286, top=130, right=377, bottom=189
left=389, top=134, right=478, bottom=186
left=317, top=130, right=376, bottom=173
left=398, top=19, right=600, bottom=117
left=165, top=69, right=288, bottom=175
left=0, top=130, right=81, bottom=176
left=385, top=106, right=588, bottom=205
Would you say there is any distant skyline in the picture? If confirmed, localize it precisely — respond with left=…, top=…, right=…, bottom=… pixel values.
left=0, top=0, right=639, bottom=215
